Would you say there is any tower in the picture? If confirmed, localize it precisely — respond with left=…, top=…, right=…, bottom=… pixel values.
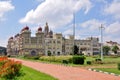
left=36, top=26, right=45, bottom=55
left=44, top=22, right=49, bottom=37
left=20, top=26, right=31, bottom=44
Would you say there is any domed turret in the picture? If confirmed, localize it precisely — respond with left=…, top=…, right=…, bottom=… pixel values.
left=38, top=27, right=42, bottom=32
left=49, top=30, right=53, bottom=35
left=9, top=37, right=13, bottom=40
left=14, top=33, right=20, bottom=38
left=24, top=26, right=29, bottom=30
left=48, top=30, right=53, bottom=38
left=21, top=25, right=30, bottom=32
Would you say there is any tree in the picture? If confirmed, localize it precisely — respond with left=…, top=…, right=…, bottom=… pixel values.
left=112, top=45, right=119, bottom=54
left=72, top=45, right=79, bottom=55
left=103, top=46, right=110, bottom=55
left=47, top=51, right=51, bottom=56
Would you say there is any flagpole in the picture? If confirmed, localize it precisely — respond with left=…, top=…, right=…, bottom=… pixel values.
left=73, top=12, right=75, bottom=55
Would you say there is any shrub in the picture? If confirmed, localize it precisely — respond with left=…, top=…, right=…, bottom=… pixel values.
left=72, top=56, right=85, bottom=65
left=68, top=58, right=73, bottom=63
left=40, top=56, right=72, bottom=63
left=86, top=61, right=92, bottom=65
left=118, top=63, right=120, bottom=70
left=95, top=58, right=103, bottom=64
left=62, top=60, right=68, bottom=64
left=95, top=58, right=102, bottom=62
left=0, top=57, right=22, bottom=79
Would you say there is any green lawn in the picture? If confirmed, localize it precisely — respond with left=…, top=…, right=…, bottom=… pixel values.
left=18, top=66, right=57, bottom=80
left=95, top=68, right=120, bottom=75
left=0, top=66, right=57, bottom=80
left=16, top=55, right=120, bottom=68
left=85, top=56, right=120, bottom=64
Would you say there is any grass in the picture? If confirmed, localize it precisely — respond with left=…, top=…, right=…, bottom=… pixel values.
left=95, top=68, right=120, bottom=75
left=17, top=66, right=57, bottom=80
left=0, top=66, right=57, bottom=80
left=15, top=55, right=120, bottom=68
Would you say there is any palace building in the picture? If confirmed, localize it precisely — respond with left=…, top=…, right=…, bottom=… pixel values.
left=7, top=22, right=100, bottom=56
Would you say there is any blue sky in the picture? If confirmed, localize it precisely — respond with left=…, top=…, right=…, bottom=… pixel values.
left=0, top=0, right=120, bottom=47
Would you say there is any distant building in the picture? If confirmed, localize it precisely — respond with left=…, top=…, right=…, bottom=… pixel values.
left=7, top=22, right=100, bottom=56
left=64, top=36, right=100, bottom=55
left=104, top=41, right=120, bottom=55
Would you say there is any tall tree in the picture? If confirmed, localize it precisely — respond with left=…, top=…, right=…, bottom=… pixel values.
left=112, top=45, right=119, bottom=54
left=103, top=46, right=110, bottom=55
left=72, top=45, right=79, bottom=55
left=47, top=50, right=51, bottom=56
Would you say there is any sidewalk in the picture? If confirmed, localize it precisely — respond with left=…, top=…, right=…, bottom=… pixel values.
left=11, top=58, right=120, bottom=80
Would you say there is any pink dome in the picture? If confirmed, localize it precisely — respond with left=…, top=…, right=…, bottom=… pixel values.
left=9, top=37, right=13, bottom=39
left=21, top=26, right=29, bottom=32
left=38, top=27, right=42, bottom=31
left=24, top=26, right=29, bottom=30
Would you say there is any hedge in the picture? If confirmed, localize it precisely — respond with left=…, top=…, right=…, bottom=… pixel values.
left=72, top=56, right=86, bottom=65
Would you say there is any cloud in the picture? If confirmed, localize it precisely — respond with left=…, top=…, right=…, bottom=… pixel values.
left=0, top=0, right=14, bottom=21
left=63, top=28, right=81, bottom=39
left=63, top=19, right=104, bottom=40
left=80, top=19, right=105, bottom=30
left=104, top=0, right=120, bottom=19
left=19, top=0, right=92, bottom=29
left=105, top=21, right=120, bottom=36
left=0, top=38, right=8, bottom=47
left=101, top=21, right=120, bottom=43
left=94, top=0, right=107, bottom=3
left=36, top=0, right=45, bottom=3
left=63, top=29, right=73, bottom=35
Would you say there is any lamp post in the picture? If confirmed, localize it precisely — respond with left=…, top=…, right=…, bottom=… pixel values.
left=99, top=24, right=105, bottom=60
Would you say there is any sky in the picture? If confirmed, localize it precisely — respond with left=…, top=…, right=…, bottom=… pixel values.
left=0, top=0, right=120, bottom=47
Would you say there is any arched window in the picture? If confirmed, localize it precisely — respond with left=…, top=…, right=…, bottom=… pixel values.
left=31, top=50, right=36, bottom=56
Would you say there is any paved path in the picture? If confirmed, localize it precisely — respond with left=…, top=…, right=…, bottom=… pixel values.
left=11, top=58, right=120, bottom=80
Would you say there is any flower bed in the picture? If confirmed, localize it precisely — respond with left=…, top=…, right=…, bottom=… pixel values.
left=0, top=56, right=22, bottom=79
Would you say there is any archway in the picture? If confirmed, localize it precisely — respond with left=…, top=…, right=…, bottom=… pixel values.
left=30, top=50, right=36, bottom=56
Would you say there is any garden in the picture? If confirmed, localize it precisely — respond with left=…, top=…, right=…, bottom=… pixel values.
left=21, top=54, right=120, bottom=75
left=0, top=56, right=57, bottom=80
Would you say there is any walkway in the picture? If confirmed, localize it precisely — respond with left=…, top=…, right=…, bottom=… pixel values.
left=11, top=58, right=120, bottom=80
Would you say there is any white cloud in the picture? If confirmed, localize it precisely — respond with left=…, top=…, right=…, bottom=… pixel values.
left=80, top=19, right=105, bottom=30
left=105, top=21, right=120, bottom=35
left=0, top=38, right=8, bottom=47
left=104, top=35, right=120, bottom=44
left=63, top=19, right=104, bottom=40
left=101, top=21, right=120, bottom=43
left=63, top=29, right=73, bottom=35
left=94, top=0, right=107, bottom=3
left=36, top=0, right=45, bottom=3
left=63, top=19, right=120, bottom=44
left=104, top=0, right=120, bottom=19
left=19, top=0, right=92, bottom=29
left=0, top=1, right=14, bottom=21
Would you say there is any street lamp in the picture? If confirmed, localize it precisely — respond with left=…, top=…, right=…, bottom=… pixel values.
left=99, top=24, right=105, bottom=60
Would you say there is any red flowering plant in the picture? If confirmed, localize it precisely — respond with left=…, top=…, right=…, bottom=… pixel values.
left=0, top=56, right=22, bottom=79
left=0, top=56, right=8, bottom=66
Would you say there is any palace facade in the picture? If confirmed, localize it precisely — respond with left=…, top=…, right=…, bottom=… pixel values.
left=7, top=23, right=100, bottom=56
